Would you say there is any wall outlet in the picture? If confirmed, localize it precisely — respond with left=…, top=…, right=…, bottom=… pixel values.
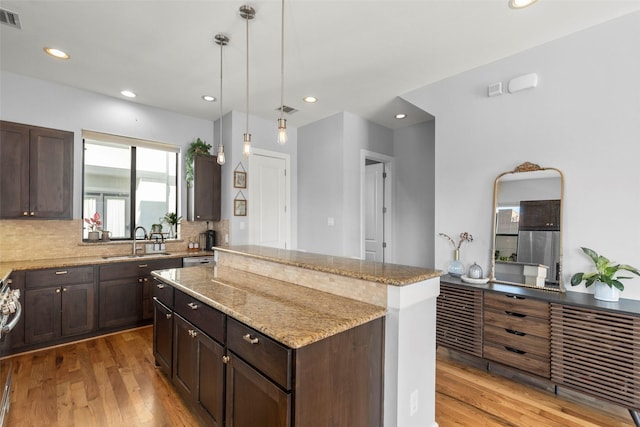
left=327, top=217, right=334, bottom=226
left=410, top=389, right=418, bottom=416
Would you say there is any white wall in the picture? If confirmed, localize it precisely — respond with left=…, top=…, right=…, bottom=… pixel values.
left=1, top=72, right=213, bottom=220
left=393, top=120, right=436, bottom=268
left=403, top=12, right=640, bottom=300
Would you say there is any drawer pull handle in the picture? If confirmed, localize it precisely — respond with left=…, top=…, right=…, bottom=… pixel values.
left=165, top=313, right=172, bottom=320
left=504, top=346, right=526, bottom=355
left=188, top=329, right=198, bottom=338
left=187, top=302, right=198, bottom=310
left=505, top=311, right=526, bottom=318
left=138, top=264, right=148, bottom=268
left=55, top=270, right=68, bottom=275
left=505, top=328, right=525, bottom=336
left=505, top=294, right=525, bottom=300
left=156, top=283, right=166, bottom=289
left=243, top=334, right=259, bottom=345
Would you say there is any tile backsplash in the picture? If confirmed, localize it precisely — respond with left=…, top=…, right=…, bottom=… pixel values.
left=0, top=219, right=229, bottom=262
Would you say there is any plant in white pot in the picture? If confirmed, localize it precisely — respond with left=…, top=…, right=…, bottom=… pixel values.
left=570, top=247, right=640, bottom=302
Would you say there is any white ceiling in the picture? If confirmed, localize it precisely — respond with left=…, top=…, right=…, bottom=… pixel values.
left=2, top=1, right=640, bottom=130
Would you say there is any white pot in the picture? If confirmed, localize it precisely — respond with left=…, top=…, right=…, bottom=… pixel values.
left=593, top=281, right=620, bottom=302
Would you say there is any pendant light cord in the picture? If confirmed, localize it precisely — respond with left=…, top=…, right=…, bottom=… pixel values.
left=245, top=11, right=250, bottom=134
left=219, top=40, right=224, bottom=148
left=280, top=0, right=285, bottom=120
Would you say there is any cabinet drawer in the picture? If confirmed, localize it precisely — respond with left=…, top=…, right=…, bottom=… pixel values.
left=484, top=341, right=550, bottom=378
left=26, top=266, right=94, bottom=288
left=484, top=308, right=549, bottom=338
left=100, top=262, right=140, bottom=281
left=484, top=324, right=549, bottom=358
left=227, top=317, right=292, bottom=391
left=484, top=293, right=549, bottom=318
left=174, top=289, right=225, bottom=344
left=153, top=278, right=174, bottom=307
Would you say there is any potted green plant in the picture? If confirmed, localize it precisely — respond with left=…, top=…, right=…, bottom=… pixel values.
left=185, top=137, right=212, bottom=187
left=570, top=247, right=640, bottom=302
left=163, top=212, right=182, bottom=239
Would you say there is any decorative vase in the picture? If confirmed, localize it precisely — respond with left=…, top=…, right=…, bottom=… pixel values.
left=593, top=281, right=620, bottom=302
left=448, top=249, right=465, bottom=277
left=88, top=231, right=100, bottom=242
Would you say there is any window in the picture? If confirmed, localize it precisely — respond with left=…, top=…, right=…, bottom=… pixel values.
left=82, top=131, right=178, bottom=240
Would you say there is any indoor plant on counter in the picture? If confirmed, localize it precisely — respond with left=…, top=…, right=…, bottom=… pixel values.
left=84, top=212, right=102, bottom=242
left=163, top=212, right=182, bottom=239
left=570, top=247, right=640, bottom=302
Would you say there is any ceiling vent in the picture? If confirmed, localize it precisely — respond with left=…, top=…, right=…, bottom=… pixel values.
left=277, top=105, right=298, bottom=114
left=0, top=8, right=21, bottom=29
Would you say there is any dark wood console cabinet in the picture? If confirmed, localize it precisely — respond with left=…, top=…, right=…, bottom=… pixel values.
left=436, top=283, right=483, bottom=357
left=0, top=121, right=73, bottom=219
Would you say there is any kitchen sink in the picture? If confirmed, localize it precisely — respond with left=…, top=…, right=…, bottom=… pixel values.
left=102, top=253, right=171, bottom=260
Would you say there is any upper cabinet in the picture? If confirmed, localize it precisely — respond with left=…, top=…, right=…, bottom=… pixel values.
left=187, top=154, right=221, bottom=222
left=0, top=121, right=73, bottom=219
left=518, top=200, right=561, bottom=231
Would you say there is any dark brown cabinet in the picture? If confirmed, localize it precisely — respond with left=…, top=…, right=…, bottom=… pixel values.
left=153, top=298, right=173, bottom=377
left=0, top=121, right=73, bottom=219
left=24, top=266, right=95, bottom=345
left=518, top=199, right=560, bottom=231
left=188, top=154, right=221, bottom=222
left=99, top=258, right=181, bottom=329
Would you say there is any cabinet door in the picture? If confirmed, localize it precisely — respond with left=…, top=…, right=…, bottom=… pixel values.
left=189, top=155, right=221, bottom=221
left=99, top=278, right=140, bottom=329
left=61, top=282, right=96, bottom=337
left=7, top=272, right=26, bottom=349
left=436, top=283, right=483, bottom=357
left=173, top=314, right=225, bottom=427
left=153, top=299, right=173, bottom=377
left=29, top=126, right=73, bottom=219
left=519, top=200, right=560, bottom=231
left=25, top=287, right=61, bottom=344
left=0, top=121, right=30, bottom=218
left=226, top=353, right=291, bottom=427
left=141, top=276, right=153, bottom=320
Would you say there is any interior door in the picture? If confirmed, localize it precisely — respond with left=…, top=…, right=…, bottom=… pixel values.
left=364, top=162, right=385, bottom=262
left=248, top=151, right=290, bottom=249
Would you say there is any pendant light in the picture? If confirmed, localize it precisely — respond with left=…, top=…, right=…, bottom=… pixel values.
left=214, top=34, right=229, bottom=165
left=240, top=5, right=255, bottom=157
left=277, top=0, right=287, bottom=145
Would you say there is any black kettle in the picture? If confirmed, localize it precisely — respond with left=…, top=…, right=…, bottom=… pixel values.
left=200, top=230, right=216, bottom=251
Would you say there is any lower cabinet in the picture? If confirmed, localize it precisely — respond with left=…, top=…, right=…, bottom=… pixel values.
left=24, top=266, right=96, bottom=345
left=154, top=285, right=384, bottom=427
left=436, top=283, right=483, bottom=357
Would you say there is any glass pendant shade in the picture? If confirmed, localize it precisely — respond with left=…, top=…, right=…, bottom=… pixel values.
left=216, top=144, right=225, bottom=165
left=277, top=118, right=287, bottom=145
left=243, top=133, right=252, bottom=157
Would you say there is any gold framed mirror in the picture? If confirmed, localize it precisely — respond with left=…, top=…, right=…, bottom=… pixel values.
left=490, top=162, right=564, bottom=292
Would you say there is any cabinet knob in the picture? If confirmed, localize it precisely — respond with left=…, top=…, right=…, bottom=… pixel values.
left=188, top=329, right=198, bottom=338
left=30, top=212, right=35, bottom=216
left=165, top=313, right=172, bottom=320
left=242, top=333, right=259, bottom=345
left=187, top=302, right=198, bottom=310
left=62, top=287, right=68, bottom=292
left=22, top=212, right=28, bottom=216
left=55, top=288, right=61, bottom=293
left=222, top=355, right=230, bottom=364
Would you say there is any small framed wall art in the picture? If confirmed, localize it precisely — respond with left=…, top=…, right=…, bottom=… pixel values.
left=234, top=162, right=247, bottom=188
left=234, top=191, right=247, bottom=216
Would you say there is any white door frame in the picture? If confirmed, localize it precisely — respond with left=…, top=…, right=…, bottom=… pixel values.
left=360, top=149, right=394, bottom=263
left=248, top=148, right=291, bottom=248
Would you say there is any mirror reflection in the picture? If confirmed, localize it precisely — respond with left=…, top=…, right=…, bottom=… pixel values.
left=491, top=162, right=564, bottom=291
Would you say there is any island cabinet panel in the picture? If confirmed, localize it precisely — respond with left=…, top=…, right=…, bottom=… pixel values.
left=24, top=266, right=96, bottom=345
left=483, top=293, right=550, bottom=378
left=153, top=299, right=173, bottom=377
left=436, top=283, right=483, bottom=357
left=550, top=304, right=640, bottom=411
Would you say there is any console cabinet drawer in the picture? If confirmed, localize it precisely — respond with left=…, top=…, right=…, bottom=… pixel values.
left=484, top=293, right=549, bottom=318
left=174, top=289, right=225, bottom=344
left=484, top=341, right=550, bottom=378
left=484, top=308, right=550, bottom=338
left=484, top=324, right=549, bottom=358
left=227, top=317, right=292, bottom=390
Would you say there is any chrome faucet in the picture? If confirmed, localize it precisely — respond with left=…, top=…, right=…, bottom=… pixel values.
left=133, top=226, right=148, bottom=255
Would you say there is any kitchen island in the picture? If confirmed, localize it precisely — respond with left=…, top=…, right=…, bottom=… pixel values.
left=153, top=245, right=442, bottom=427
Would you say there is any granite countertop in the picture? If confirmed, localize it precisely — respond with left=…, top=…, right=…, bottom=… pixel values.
left=152, top=265, right=387, bottom=349
left=215, top=245, right=442, bottom=286
left=0, top=251, right=213, bottom=284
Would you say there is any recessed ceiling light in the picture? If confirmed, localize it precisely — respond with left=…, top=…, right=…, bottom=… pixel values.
left=43, top=47, right=70, bottom=59
left=303, top=96, right=317, bottom=103
left=121, top=90, right=136, bottom=98
left=509, top=0, right=537, bottom=9
left=202, top=95, right=216, bottom=102
left=395, top=113, right=407, bottom=119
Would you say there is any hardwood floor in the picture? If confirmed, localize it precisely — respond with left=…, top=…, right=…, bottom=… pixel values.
left=2, top=328, right=635, bottom=426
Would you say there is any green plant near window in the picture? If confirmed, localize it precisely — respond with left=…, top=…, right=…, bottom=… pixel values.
left=185, top=137, right=212, bottom=187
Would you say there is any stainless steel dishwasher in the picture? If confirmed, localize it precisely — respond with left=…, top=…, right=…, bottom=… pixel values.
left=182, top=256, right=215, bottom=267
